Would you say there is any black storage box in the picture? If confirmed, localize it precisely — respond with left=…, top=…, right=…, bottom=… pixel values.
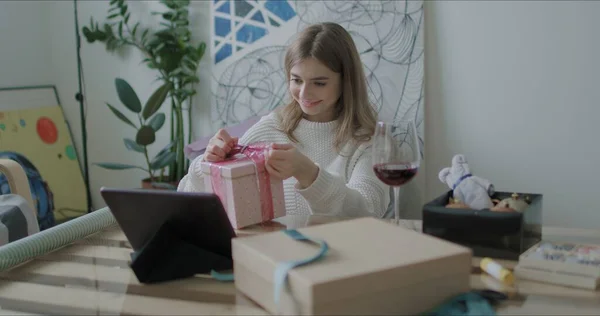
left=422, top=190, right=542, bottom=260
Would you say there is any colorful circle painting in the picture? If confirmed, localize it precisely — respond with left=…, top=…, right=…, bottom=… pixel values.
left=36, top=117, right=58, bottom=144
left=65, top=144, right=76, bottom=160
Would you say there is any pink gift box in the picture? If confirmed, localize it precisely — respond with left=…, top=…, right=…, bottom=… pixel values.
left=201, top=155, right=286, bottom=229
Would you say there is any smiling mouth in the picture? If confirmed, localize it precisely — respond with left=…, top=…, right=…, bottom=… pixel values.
left=301, top=100, right=322, bottom=107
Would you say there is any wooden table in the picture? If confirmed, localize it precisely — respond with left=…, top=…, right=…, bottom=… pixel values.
left=0, top=215, right=598, bottom=315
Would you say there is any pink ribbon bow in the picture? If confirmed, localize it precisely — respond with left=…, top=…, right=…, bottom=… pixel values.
left=209, top=143, right=275, bottom=223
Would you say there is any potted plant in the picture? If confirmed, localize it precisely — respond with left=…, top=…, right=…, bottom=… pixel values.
left=96, top=78, right=176, bottom=189
left=82, top=0, right=205, bottom=187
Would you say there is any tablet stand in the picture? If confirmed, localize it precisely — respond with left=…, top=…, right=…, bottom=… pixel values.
left=129, top=219, right=234, bottom=284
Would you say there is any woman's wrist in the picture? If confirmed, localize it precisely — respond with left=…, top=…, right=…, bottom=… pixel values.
left=295, top=157, right=319, bottom=189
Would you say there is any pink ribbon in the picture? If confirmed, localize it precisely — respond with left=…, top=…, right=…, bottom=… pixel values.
left=209, top=143, right=275, bottom=222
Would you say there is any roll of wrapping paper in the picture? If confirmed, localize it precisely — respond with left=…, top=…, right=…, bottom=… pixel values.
left=0, top=207, right=117, bottom=271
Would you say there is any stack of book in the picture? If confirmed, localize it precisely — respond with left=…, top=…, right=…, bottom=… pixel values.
left=514, top=241, right=600, bottom=290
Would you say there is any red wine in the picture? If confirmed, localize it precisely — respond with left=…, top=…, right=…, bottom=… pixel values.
left=373, top=163, right=418, bottom=186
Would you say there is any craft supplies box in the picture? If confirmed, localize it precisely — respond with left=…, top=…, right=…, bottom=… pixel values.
left=201, top=158, right=285, bottom=229
left=422, top=190, right=543, bottom=260
left=515, top=241, right=600, bottom=290
left=232, top=217, right=472, bottom=315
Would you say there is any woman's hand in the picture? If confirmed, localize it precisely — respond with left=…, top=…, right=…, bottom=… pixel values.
left=204, top=129, right=238, bottom=162
left=265, top=143, right=319, bottom=188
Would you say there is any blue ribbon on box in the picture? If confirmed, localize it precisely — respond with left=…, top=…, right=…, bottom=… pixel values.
left=210, top=228, right=329, bottom=306
left=273, top=229, right=329, bottom=306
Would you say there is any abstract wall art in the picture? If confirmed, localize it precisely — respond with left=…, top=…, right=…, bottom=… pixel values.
left=210, top=0, right=424, bottom=152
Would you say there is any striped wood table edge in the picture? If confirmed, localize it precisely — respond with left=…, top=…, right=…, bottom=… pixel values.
left=0, top=217, right=598, bottom=315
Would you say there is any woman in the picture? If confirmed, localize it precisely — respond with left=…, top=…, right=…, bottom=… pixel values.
left=178, top=22, right=389, bottom=218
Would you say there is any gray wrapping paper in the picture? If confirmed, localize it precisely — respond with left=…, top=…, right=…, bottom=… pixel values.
left=0, top=207, right=116, bottom=271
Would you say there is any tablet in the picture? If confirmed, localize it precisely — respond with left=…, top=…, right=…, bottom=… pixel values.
left=100, top=187, right=236, bottom=260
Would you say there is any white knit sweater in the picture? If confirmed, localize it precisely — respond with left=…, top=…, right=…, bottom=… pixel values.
left=177, top=112, right=390, bottom=218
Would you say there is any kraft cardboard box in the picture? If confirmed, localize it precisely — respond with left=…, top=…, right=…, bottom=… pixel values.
left=232, top=217, right=472, bottom=315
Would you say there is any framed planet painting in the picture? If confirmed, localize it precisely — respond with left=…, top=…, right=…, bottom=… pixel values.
left=0, top=85, right=87, bottom=229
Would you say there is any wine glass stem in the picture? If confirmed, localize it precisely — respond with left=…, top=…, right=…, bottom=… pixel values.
left=393, top=186, right=401, bottom=225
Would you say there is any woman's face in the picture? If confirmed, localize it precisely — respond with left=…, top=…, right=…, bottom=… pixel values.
left=289, top=57, right=341, bottom=122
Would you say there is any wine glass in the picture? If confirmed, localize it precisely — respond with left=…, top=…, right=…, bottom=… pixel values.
left=372, top=120, right=421, bottom=225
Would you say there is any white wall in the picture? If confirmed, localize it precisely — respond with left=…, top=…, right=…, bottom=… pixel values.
left=1, top=1, right=598, bottom=229
left=45, top=0, right=214, bottom=212
left=423, top=0, right=600, bottom=229
left=0, top=1, right=54, bottom=88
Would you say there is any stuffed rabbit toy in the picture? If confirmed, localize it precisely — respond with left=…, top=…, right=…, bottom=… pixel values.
left=439, top=154, right=495, bottom=210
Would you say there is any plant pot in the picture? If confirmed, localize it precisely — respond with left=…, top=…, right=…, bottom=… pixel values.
left=141, top=178, right=179, bottom=191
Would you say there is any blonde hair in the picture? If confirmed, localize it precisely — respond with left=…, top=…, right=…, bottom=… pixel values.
left=278, top=22, right=377, bottom=151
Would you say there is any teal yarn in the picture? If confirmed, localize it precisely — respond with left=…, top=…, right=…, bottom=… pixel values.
left=210, top=270, right=235, bottom=282
left=424, top=292, right=496, bottom=316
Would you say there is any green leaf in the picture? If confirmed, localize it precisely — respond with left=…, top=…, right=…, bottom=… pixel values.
left=125, top=13, right=130, bottom=24
left=123, top=138, right=145, bottom=153
left=108, top=13, right=119, bottom=20
left=94, top=31, right=107, bottom=42
left=105, top=103, right=136, bottom=128
left=197, top=42, right=206, bottom=60
left=178, top=8, right=189, bottom=16
left=136, top=125, right=156, bottom=146
left=114, top=78, right=142, bottom=113
left=104, top=24, right=113, bottom=36
left=142, top=82, right=171, bottom=120
left=181, top=89, right=195, bottom=97
left=148, top=113, right=166, bottom=131
left=82, top=27, right=94, bottom=43
left=108, top=38, right=122, bottom=51
left=132, top=23, right=139, bottom=36
left=150, top=152, right=176, bottom=170
left=184, top=59, right=197, bottom=70
left=120, top=4, right=128, bottom=15
left=182, top=77, right=200, bottom=85
left=94, top=162, right=143, bottom=170
left=142, top=29, right=149, bottom=41
left=155, top=139, right=177, bottom=157
left=118, top=21, right=123, bottom=37
left=169, top=68, right=184, bottom=77
left=106, top=38, right=116, bottom=51
left=154, top=42, right=166, bottom=53
left=110, top=0, right=118, bottom=5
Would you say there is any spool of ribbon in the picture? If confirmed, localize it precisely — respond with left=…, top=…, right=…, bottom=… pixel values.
left=208, top=143, right=275, bottom=222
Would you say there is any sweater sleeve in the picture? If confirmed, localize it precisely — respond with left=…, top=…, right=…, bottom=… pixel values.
left=177, top=154, right=207, bottom=192
left=295, top=145, right=390, bottom=218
